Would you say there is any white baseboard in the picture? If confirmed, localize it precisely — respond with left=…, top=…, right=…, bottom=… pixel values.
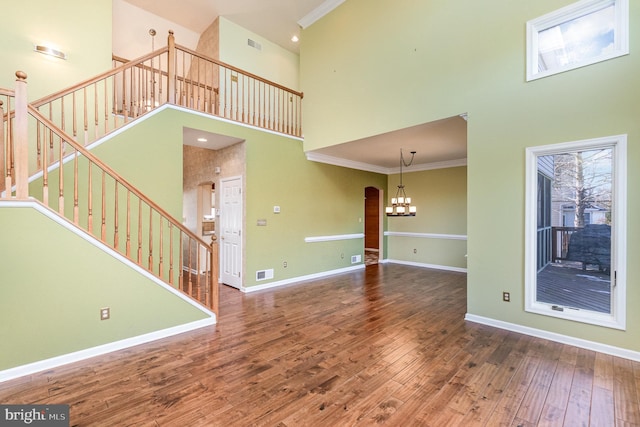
left=243, top=265, right=365, bottom=293
left=242, top=259, right=466, bottom=293
left=465, top=313, right=640, bottom=362
left=0, top=317, right=216, bottom=383
left=385, top=259, right=467, bottom=273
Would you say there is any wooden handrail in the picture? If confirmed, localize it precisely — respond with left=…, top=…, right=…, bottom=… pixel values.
left=0, top=97, right=6, bottom=194
left=29, top=48, right=172, bottom=147
left=114, top=54, right=218, bottom=94
left=112, top=54, right=130, bottom=64
left=25, top=103, right=218, bottom=314
left=13, top=72, right=28, bottom=199
left=1, top=86, right=18, bottom=198
left=172, top=36, right=303, bottom=136
left=175, top=43, right=304, bottom=98
left=24, top=30, right=302, bottom=151
left=27, top=104, right=208, bottom=248
left=31, top=47, right=169, bottom=108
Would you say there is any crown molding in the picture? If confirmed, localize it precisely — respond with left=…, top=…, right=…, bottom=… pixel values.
left=305, top=151, right=390, bottom=174
left=306, top=152, right=467, bottom=175
left=389, top=158, right=467, bottom=174
left=298, top=0, right=346, bottom=29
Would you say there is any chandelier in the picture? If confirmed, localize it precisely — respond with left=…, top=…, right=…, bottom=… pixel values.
left=386, top=149, right=417, bottom=216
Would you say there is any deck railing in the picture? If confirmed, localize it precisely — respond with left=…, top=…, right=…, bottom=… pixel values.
left=33, top=30, right=302, bottom=152
left=551, top=226, right=582, bottom=262
left=1, top=72, right=218, bottom=315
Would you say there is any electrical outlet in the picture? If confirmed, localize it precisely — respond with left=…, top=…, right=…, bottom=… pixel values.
left=502, top=292, right=510, bottom=302
left=283, top=261, right=287, bottom=268
left=100, top=307, right=110, bottom=320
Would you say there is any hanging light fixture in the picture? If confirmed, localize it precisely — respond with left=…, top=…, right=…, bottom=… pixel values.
left=386, top=149, right=417, bottom=216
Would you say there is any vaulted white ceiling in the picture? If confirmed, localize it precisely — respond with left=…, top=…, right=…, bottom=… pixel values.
left=123, top=0, right=340, bottom=54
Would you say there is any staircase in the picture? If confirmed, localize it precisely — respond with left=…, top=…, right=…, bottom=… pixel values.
left=0, top=32, right=304, bottom=317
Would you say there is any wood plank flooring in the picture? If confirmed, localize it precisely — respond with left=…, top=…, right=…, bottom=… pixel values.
left=1, top=264, right=639, bottom=426
left=537, top=263, right=611, bottom=313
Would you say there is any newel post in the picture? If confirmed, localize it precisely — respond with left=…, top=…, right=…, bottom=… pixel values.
left=0, top=99, right=5, bottom=195
left=167, top=30, right=176, bottom=104
left=209, top=235, right=219, bottom=317
left=14, top=71, right=28, bottom=199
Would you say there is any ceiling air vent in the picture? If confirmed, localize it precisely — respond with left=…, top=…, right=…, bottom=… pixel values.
left=247, top=39, right=262, bottom=51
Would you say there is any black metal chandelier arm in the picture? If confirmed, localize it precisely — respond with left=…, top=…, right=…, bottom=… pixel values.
left=401, top=150, right=416, bottom=167
left=386, top=148, right=417, bottom=216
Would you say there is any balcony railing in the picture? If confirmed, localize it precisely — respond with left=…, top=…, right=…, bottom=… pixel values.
left=31, top=30, right=302, bottom=152
left=170, top=42, right=303, bottom=136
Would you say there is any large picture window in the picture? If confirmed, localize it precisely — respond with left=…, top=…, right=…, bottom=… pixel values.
left=525, top=135, right=626, bottom=329
left=526, top=0, right=629, bottom=81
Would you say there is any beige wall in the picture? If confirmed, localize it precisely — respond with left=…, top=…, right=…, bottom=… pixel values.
left=182, top=141, right=245, bottom=235
left=195, top=18, right=220, bottom=59
left=112, top=0, right=200, bottom=60
left=219, top=17, right=299, bottom=90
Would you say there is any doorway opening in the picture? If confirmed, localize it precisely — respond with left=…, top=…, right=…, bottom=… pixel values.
left=364, top=186, right=382, bottom=265
left=182, top=129, right=245, bottom=291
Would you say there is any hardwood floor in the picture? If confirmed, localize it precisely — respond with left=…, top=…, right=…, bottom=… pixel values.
left=365, top=249, right=379, bottom=266
left=1, top=264, right=639, bottom=426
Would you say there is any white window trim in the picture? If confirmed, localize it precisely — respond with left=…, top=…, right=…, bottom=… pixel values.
left=524, top=135, right=627, bottom=330
left=526, top=0, right=629, bottom=81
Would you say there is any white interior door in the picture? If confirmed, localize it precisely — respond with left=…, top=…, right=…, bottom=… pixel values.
left=220, top=176, right=242, bottom=288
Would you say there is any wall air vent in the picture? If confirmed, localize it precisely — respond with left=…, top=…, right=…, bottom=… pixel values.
left=248, top=39, right=262, bottom=51
left=256, top=269, right=274, bottom=281
left=351, top=255, right=362, bottom=264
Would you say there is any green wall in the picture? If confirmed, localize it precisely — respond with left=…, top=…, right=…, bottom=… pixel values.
left=386, top=166, right=467, bottom=269
left=131, top=107, right=387, bottom=288
left=0, top=205, right=209, bottom=371
left=0, top=0, right=112, bottom=99
left=90, top=115, right=185, bottom=221
left=219, top=17, right=300, bottom=90
left=23, top=110, right=186, bottom=287
left=3, top=0, right=636, bottom=371
left=301, top=0, right=640, bottom=352
left=245, top=135, right=386, bottom=285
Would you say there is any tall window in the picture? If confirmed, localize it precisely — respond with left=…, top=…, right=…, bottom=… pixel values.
left=525, top=135, right=626, bottom=329
left=526, top=0, right=629, bottom=81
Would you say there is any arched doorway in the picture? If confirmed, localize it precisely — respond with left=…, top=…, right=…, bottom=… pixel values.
left=364, top=186, right=382, bottom=265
